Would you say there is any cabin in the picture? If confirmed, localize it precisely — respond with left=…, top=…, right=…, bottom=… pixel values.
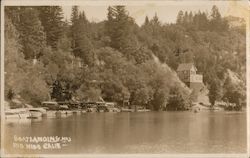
left=177, top=63, right=203, bottom=93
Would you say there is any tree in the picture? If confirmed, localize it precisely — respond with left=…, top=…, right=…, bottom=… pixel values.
left=188, top=12, right=193, bottom=23
left=71, top=6, right=79, bottom=51
left=57, top=20, right=72, bottom=52
left=51, top=80, right=64, bottom=101
left=5, top=15, right=24, bottom=100
left=18, top=7, right=46, bottom=60
left=151, top=89, right=166, bottom=111
left=5, top=13, right=49, bottom=105
left=144, top=16, right=149, bottom=26
left=193, top=11, right=209, bottom=31
left=166, top=86, right=187, bottom=111
left=183, top=11, right=189, bottom=24
left=151, top=13, right=160, bottom=26
left=77, top=85, right=102, bottom=102
left=105, top=6, right=134, bottom=51
left=149, top=13, right=161, bottom=37
left=100, top=73, right=130, bottom=103
left=208, top=78, right=222, bottom=106
left=38, top=6, right=64, bottom=49
left=133, top=87, right=152, bottom=108
left=71, top=6, right=79, bottom=22
left=211, top=5, right=221, bottom=20
left=132, top=46, right=152, bottom=64
left=5, top=6, right=22, bottom=27
left=209, top=5, right=228, bottom=32
left=223, top=77, right=245, bottom=110
left=176, top=10, right=184, bottom=24
left=70, top=8, right=94, bottom=66
left=4, top=6, right=245, bottom=111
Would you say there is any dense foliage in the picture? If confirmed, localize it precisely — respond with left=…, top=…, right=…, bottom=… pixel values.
left=5, top=6, right=246, bottom=110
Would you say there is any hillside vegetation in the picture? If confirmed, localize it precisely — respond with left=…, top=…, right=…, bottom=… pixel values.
left=5, top=6, right=246, bottom=110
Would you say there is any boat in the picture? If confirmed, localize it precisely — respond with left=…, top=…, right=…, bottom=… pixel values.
left=57, top=111, right=72, bottom=118
left=57, top=104, right=73, bottom=116
left=121, top=108, right=134, bottom=112
left=81, top=109, right=87, bottom=113
left=5, top=108, right=31, bottom=119
left=191, top=103, right=210, bottom=112
left=29, top=109, right=42, bottom=118
left=72, top=110, right=82, bottom=115
left=87, top=107, right=97, bottom=112
left=210, top=106, right=224, bottom=111
left=28, top=108, right=47, bottom=118
left=97, top=105, right=107, bottom=112
left=137, top=109, right=151, bottom=112
left=5, top=118, right=31, bottom=124
left=30, top=117, right=43, bottom=122
left=60, top=110, right=73, bottom=115
left=98, top=109, right=105, bottom=113
left=103, top=102, right=121, bottom=112
left=46, top=110, right=57, bottom=118
left=107, top=107, right=121, bottom=112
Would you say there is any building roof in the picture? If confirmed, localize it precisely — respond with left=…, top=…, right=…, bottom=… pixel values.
left=177, top=63, right=197, bottom=72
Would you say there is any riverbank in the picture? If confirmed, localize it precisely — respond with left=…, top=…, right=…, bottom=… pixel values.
left=4, top=99, right=245, bottom=121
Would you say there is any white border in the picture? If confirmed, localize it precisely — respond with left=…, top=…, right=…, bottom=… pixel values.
left=0, top=0, right=247, bottom=6
left=1, top=0, right=249, bottom=158
left=1, top=154, right=249, bottom=158
left=1, top=1, right=5, bottom=157
left=247, top=8, right=250, bottom=158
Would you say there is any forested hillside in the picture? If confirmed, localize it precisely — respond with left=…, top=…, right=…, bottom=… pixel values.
left=5, top=6, right=246, bottom=110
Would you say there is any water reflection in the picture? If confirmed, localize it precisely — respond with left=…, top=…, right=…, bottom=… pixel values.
left=4, top=111, right=246, bottom=154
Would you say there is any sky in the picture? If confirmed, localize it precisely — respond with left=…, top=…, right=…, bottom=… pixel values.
left=62, top=1, right=249, bottom=25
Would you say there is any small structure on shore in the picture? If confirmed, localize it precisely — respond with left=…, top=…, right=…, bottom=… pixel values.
left=177, top=63, right=203, bottom=89
left=177, top=63, right=208, bottom=104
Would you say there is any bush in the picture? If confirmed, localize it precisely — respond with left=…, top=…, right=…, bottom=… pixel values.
left=166, top=87, right=189, bottom=111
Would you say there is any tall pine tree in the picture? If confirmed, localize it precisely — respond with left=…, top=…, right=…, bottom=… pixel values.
left=209, top=5, right=228, bottom=32
left=176, top=10, right=184, bottom=24
left=19, top=7, right=46, bottom=60
left=37, top=6, right=64, bottom=49
left=144, top=16, right=149, bottom=26
left=70, top=7, right=93, bottom=66
left=105, top=6, right=134, bottom=51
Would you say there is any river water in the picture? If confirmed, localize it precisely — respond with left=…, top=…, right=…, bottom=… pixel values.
left=4, top=111, right=246, bottom=154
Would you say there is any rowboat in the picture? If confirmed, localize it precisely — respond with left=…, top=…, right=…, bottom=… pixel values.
left=81, top=110, right=87, bottom=113
left=87, top=107, right=97, bottom=112
left=55, top=110, right=73, bottom=118
left=29, top=109, right=43, bottom=118
left=5, top=108, right=31, bottom=119
left=28, top=108, right=47, bottom=118
left=121, top=108, right=134, bottom=112
left=5, top=118, right=31, bottom=124
left=72, top=110, right=82, bottom=115
left=107, top=107, right=121, bottom=112
left=46, top=110, right=57, bottom=118
left=137, top=109, right=151, bottom=112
